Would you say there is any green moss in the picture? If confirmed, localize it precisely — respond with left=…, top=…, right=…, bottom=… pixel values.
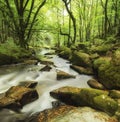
left=93, top=94, right=118, bottom=116
left=99, top=64, right=120, bottom=89
left=72, top=88, right=108, bottom=106
left=0, top=40, right=32, bottom=65
left=90, top=44, right=112, bottom=55
left=112, top=49, right=120, bottom=66
left=93, top=57, right=111, bottom=70
left=59, top=46, right=72, bottom=59
left=70, top=51, right=92, bottom=68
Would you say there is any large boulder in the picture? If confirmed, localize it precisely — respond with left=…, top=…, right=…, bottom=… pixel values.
left=26, top=105, right=118, bottom=122
left=93, top=49, right=120, bottom=89
left=50, top=86, right=118, bottom=116
left=0, top=86, right=39, bottom=110
left=70, top=51, right=92, bottom=68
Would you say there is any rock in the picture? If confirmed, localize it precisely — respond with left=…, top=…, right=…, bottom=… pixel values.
left=0, top=109, right=26, bottom=122
left=6, top=86, right=39, bottom=106
left=93, top=94, right=118, bottom=116
left=0, top=97, right=21, bottom=110
left=39, top=65, right=52, bottom=72
left=93, top=53, right=120, bottom=89
left=50, top=86, right=118, bottom=116
left=23, top=60, right=38, bottom=65
left=0, top=86, right=39, bottom=110
left=18, top=81, right=38, bottom=88
left=90, top=44, right=112, bottom=55
left=70, top=51, right=92, bottom=68
left=56, top=70, right=76, bottom=80
left=40, top=60, right=54, bottom=65
left=90, top=53, right=100, bottom=60
left=87, top=79, right=106, bottom=90
left=52, top=101, right=65, bottom=108
left=26, top=105, right=118, bottom=122
left=58, top=47, right=72, bottom=60
left=109, top=90, right=120, bottom=99
left=93, top=49, right=120, bottom=90
left=70, top=65, right=93, bottom=75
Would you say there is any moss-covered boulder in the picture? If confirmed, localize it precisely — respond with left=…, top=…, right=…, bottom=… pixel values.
left=58, top=46, right=72, bottom=60
left=70, top=65, right=93, bottom=75
left=26, top=105, right=118, bottom=122
left=90, top=44, right=112, bottom=55
left=93, top=94, right=118, bottom=116
left=93, top=57, right=111, bottom=72
left=70, top=51, right=92, bottom=68
left=50, top=86, right=118, bottom=116
left=93, top=49, right=120, bottom=89
left=57, top=70, right=76, bottom=80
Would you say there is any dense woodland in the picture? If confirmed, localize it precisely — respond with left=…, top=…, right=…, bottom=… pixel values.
left=0, top=0, right=120, bottom=48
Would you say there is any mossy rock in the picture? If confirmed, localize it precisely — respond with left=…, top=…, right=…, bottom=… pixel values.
left=58, top=46, right=72, bottom=60
left=93, top=57, right=111, bottom=71
left=93, top=94, right=118, bottom=116
left=73, top=88, right=109, bottom=106
left=50, top=86, right=118, bottom=116
left=98, top=63, right=120, bottom=89
left=70, top=51, right=92, bottom=68
left=70, top=65, right=93, bottom=75
left=112, top=49, right=120, bottom=66
left=90, top=44, right=112, bottom=55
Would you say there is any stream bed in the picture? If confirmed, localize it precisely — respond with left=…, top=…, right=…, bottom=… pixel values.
left=0, top=49, right=92, bottom=122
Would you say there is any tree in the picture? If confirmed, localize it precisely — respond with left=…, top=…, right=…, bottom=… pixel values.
left=62, top=0, right=76, bottom=44
left=2, top=0, right=46, bottom=48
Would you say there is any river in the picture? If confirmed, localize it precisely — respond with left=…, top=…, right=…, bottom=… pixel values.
left=0, top=49, right=92, bottom=121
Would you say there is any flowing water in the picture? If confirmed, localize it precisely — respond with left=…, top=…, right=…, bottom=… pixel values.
left=0, top=49, right=92, bottom=121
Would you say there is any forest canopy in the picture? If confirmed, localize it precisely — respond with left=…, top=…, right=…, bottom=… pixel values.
left=0, top=0, right=120, bottom=48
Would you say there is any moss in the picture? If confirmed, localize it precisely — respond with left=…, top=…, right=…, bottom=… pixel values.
left=90, top=44, right=112, bottom=55
left=93, top=57, right=111, bottom=71
left=112, top=49, right=120, bottom=66
left=0, top=40, right=33, bottom=65
left=99, top=64, right=120, bottom=89
left=72, top=88, right=108, bottom=106
left=58, top=46, right=72, bottom=60
left=70, top=51, right=92, bottom=68
left=93, top=95, right=118, bottom=116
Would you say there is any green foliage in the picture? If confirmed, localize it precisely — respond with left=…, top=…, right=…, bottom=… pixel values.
left=0, top=38, right=32, bottom=65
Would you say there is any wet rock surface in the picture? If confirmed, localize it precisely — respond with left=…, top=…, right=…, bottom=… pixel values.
left=57, top=70, right=76, bottom=80
left=87, top=78, right=106, bottom=90
left=70, top=64, right=93, bottom=75
left=0, top=86, right=39, bottom=111
left=26, top=105, right=118, bottom=122
left=50, top=86, right=118, bottom=116
left=18, top=81, right=38, bottom=88
left=39, top=65, right=52, bottom=72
